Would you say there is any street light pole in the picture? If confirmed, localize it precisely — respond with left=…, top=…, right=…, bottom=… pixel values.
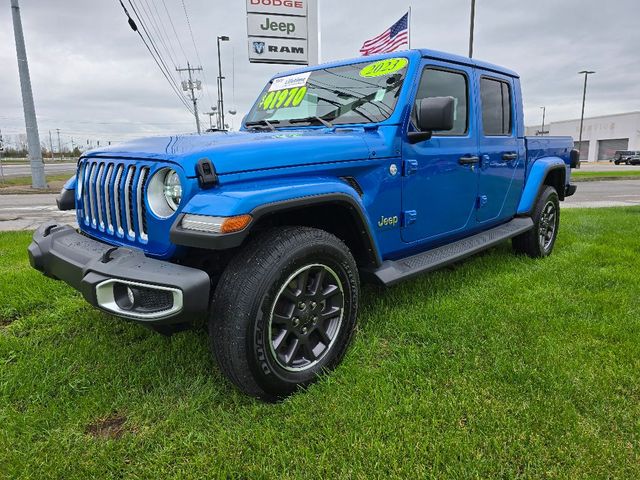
left=578, top=70, right=595, bottom=163
left=217, top=36, right=230, bottom=130
left=10, top=0, right=46, bottom=188
left=540, top=106, right=546, bottom=136
left=468, top=0, right=476, bottom=58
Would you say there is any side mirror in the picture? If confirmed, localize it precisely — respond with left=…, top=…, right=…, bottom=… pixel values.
left=408, top=96, right=455, bottom=144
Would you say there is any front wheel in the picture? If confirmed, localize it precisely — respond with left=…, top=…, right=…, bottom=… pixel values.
left=512, top=186, right=560, bottom=258
left=209, top=227, right=359, bottom=401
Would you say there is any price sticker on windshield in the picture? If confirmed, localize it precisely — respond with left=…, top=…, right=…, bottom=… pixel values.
left=269, top=72, right=311, bottom=92
left=258, top=72, right=310, bottom=111
left=360, top=58, right=408, bottom=78
left=258, top=86, right=308, bottom=111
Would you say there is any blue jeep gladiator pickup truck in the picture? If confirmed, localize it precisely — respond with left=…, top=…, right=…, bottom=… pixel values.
left=29, top=49, right=578, bottom=400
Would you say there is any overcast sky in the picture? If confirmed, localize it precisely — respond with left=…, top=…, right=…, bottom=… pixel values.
left=1, top=0, right=639, bottom=147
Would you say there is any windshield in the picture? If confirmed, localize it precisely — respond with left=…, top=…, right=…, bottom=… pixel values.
left=244, top=57, right=409, bottom=129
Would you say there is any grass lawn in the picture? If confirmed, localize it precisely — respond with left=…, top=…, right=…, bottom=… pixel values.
left=1, top=208, right=639, bottom=478
left=572, top=170, right=640, bottom=182
left=0, top=174, right=71, bottom=195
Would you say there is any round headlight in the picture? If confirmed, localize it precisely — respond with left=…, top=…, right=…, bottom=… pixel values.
left=163, top=170, right=182, bottom=210
left=147, top=168, right=182, bottom=218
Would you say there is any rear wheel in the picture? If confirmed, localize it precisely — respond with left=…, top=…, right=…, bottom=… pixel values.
left=209, top=227, right=359, bottom=401
left=512, top=186, right=560, bottom=258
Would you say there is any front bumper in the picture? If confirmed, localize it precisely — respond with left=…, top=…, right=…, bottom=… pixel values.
left=565, top=184, right=577, bottom=197
left=28, top=223, right=210, bottom=324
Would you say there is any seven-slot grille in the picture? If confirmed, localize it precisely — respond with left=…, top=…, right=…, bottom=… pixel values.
left=77, top=159, right=151, bottom=242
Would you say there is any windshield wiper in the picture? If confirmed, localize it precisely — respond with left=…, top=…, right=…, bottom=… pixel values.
left=288, top=116, right=334, bottom=128
left=245, top=119, right=279, bottom=131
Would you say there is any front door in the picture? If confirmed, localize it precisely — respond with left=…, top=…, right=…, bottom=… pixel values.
left=401, top=62, right=479, bottom=243
left=476, top=73, right=525, bottom=224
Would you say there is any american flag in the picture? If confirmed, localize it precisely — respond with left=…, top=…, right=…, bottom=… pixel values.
left=359, top=12, right=410, bottom=56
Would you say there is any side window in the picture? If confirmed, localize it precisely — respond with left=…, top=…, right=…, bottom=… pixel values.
left=480, top=77, right=512, bottom=136
left=412, top=68, right=468, bottom=135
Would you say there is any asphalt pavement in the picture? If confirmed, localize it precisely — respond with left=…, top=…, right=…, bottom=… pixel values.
left=0, top=162, right=77, bottom=178
left=0, top=194, right=76, bottom=231
left=579, top=163, right=640, bottom=172
left=1, top=180, right=638, bottom=232
left=564, top=179, right=640, bottom=208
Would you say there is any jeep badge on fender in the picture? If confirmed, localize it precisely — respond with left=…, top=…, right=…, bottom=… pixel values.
left=28, top=49, right=577, bottom=402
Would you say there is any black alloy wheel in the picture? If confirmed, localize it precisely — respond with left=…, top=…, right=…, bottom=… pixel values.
left=538, top=200, right=558, bottom=252
left=512, top=185, right=560, bottom=258
left=210, top=227, right=359, bottom=401
left=269, top=264, right=344, bottom=372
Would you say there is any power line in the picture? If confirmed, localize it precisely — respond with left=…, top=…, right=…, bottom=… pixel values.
left=128, top=0, right=188, bottom=106
left=138, top=0, right=179, bottom=70
left=179, top=0, right=215, bottom=113
left=121, top=0, right=192, bottom=114
left=117, top=0, right=193, bottom=115
left=149, top=0, right=182, bottom=66
left=160, top=0, right=188, bottom=61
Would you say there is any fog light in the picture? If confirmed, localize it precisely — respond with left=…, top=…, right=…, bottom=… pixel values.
left=113, top=282, right=135, bottom=311
left=126, top=286, right=135, bottom=305
left=95, top=279, right=184, bottom=320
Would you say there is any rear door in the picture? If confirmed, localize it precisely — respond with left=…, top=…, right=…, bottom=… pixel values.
left=401, top=61, right=479, bottom=243
left=476, top=73, right=525, bottom=224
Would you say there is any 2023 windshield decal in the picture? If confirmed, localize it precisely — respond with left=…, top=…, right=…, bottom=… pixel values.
left=359, top=58, right=408, bottom=78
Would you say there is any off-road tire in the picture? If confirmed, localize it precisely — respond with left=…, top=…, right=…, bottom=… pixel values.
left=512, top=186, right=560, bottom=258
left=209, top=227, right=359, bottom=401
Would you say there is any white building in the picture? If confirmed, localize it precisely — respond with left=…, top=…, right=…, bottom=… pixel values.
left=525, top=111, right=640, bottom=162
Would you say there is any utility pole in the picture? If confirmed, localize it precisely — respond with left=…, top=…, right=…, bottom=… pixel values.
left=176, top=63, right=203, bottom=134
left=49, top=130, right=54, bottom=159
left=0, top=128, right=5, bottom=183
left=217, top=36, right=230, bottom=130
left=468, top=0, right=476, bottom=58
left=56, top=128, right=62, bottom=161
left=10, top=0, right=46, bottom=188
left=578, top=70, right=595, bottom=164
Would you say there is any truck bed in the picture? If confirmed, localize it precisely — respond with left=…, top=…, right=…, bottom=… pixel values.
left=525, top=136, right=574, bottom=166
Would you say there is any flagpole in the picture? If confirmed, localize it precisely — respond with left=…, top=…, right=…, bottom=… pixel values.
left=408, top=7, right=412, bottom=49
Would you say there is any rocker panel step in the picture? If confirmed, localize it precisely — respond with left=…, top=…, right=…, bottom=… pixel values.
left=368, top=217, right=534, bottom=286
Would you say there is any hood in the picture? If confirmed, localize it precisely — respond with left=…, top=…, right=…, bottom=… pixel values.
left=83, top=129, right=375, bottom=176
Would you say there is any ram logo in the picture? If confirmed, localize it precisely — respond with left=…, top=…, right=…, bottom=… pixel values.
left=252, top=41, right=266, bottom=55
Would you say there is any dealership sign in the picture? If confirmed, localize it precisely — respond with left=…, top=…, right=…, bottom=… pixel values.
left=247, top=14, right=307, bottom=40
left=246, top=0, right=307, bottom=15
left=246, top=0, right=319, bottom=65
left=249, top=37, right=308, bottom=64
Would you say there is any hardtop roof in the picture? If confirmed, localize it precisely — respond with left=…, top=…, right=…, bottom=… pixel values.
left=271, top=48, right=519, bottom=80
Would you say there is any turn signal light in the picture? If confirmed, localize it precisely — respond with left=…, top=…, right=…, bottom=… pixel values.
left=221, top=215, right=252, bottom=233
left=181, top=214, right=252, bottom=234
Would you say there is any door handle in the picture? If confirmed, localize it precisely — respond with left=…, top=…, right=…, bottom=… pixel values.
left=502, top=152, right=518, bottom=161
left=459, top=156, right=480, bottom=165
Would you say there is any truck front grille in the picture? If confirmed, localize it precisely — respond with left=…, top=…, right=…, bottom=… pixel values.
left=77, top=159, right=151, bottom=243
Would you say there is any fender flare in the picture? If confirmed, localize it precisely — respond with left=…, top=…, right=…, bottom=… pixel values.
left=517, top=157, right=567, bottom=216
left=57, top=175, right=77, bottom=211
left=170, top=190, right=382, bottom=267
